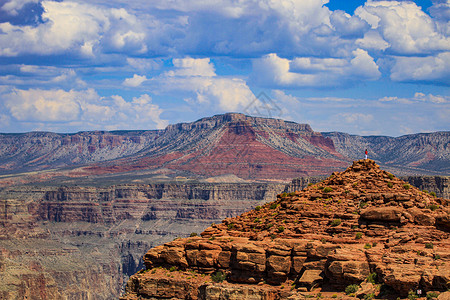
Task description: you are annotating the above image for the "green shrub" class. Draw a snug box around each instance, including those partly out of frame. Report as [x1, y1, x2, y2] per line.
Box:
[254, 218, 261, 223]
[190, 232, 198, 237]
[403, 184, 411, 190]
[364, 293, 375, 300]
[426, 292, 439, 300]
[355, 232, 363, 239]
[288, 192, 296, 196]
[364, 243, 372, 249]
[408, 290, 418, 300]
[308, 183, 314, 186]
[388, 173, 394, 179]
[367, 272, 377, 284]
[211, 271, 226, 283]
[169, 266, 177, 272]
[428, 204, 439, 211]
[422, 189, 429, 194]
[331, 294, 337, 299]
[323, 187, 333, 193]
[255, 205, 262, 211]
[387, 182, 393, 188]
[281, 192, 288, 197]
[434, 254, 441, 260]
[277, 226, 285, 233]
[209, 236, 215, 240]
[345, 284, 359, 295]
[318, 186, 325, 190]
[425, 242, 434, 249]
[360, 201, 368, 208]
[430, 191, 436, 197]
[270, 203, 279, 209]
[227, 223, 235, 230]
[266, 223, 274, 229]
[330, 219, 341, 227]
[372, 242, 377, 247]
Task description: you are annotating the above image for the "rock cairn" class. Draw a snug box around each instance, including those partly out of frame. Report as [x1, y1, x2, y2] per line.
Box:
[122, 159, 449, 299]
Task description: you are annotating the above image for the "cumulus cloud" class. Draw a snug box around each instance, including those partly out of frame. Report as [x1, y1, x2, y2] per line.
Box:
[168, 58, 216, 77]
[355, 1, 450, 55]
[123, 74, 148, 87]
[148, 57, 256, 112]
[251, 49, 380, 88]
[0, 1, 148, 57]
[390, 52, 450, 84]
[1, 87, 167, 130]
[330, 10, 370, 38]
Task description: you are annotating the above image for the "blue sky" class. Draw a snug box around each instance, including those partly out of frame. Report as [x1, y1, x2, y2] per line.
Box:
[0, 0, 448, 136]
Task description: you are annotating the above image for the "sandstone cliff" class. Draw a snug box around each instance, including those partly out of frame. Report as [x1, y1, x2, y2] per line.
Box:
[122, 160, 449, 299]
[0, 182, 284, 299]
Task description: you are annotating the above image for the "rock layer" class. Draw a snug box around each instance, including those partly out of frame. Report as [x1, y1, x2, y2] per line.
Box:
[122, 160, 449, 299]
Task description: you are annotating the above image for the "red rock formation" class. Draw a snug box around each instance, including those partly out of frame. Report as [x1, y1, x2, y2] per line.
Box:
[122, 160, 449, 299]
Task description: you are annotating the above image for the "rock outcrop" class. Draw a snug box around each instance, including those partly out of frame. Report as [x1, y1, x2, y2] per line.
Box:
[122, 160, 449, 299]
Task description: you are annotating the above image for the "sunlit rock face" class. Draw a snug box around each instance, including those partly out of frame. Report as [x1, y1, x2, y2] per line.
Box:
[122, 160, 449, 300]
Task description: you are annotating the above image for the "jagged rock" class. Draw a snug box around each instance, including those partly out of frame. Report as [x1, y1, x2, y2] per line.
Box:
[298, 270, 323, 290]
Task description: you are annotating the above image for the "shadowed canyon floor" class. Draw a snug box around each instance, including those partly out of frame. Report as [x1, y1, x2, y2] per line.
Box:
[121, 160, 450, 300]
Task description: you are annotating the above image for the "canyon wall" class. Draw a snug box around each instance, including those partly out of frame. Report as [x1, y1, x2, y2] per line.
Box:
[0, 176, 447, 298]
[0, 182, 283, 299]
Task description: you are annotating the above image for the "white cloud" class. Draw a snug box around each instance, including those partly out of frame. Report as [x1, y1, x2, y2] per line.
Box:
[0, 1, 148, 57]
[168, 58, 216, 77]
[4, 88, 82, 122]
[379, 92, 449, 104]
[127, 58, 162, 71]
[149, 57, 255, 112]
[0, 65, 86, 88]
[330, 10, 369, 38]
[390, 52, 450, 83]
[251, 49, 380, 88]
[355, 1, 450, 55]
[338, 112, 374, 124]
[1, 0, 39, 15]
[2, 87, 167, 129]
[123, 74, 148, 87]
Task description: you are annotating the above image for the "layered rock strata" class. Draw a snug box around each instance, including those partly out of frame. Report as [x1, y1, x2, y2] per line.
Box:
[122, 160, 449, 299]
[0, 182, 283, 299]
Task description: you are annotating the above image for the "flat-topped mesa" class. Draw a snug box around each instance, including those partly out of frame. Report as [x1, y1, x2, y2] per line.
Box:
[164, 113, 314, 134]
[122, 160, 450, 299]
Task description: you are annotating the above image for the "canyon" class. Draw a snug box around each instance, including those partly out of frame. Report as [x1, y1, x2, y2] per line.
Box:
[0, 174, 448, 299]
[0, 113, 448, 299]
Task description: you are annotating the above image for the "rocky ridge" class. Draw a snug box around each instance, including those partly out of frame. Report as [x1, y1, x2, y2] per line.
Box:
[1, 114, 449, 187]
[122, 160, 450, 299]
